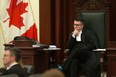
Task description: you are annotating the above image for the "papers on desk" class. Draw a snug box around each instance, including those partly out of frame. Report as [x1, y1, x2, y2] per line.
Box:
[32, 45, 40, 47]
[32, 43, 49, 48]
[32, 44, 61, 50]
[43, 45, 61, 50]
[93, 49, 106, 51]
[49, 45, 56, 48]
[32, 44, 56, 48]
[47, 45, 57, 50]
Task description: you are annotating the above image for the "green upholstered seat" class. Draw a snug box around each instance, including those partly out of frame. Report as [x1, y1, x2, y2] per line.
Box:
[81, 12, 105, 48]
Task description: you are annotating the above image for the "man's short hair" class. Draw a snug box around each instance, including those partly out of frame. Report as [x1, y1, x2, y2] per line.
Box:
[75, 18, 85, 25]
[5, 47, 21, 62]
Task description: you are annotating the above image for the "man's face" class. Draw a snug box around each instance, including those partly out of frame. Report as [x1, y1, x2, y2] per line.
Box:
[73, 20, 84, 31]
[3, 50, 15, 67]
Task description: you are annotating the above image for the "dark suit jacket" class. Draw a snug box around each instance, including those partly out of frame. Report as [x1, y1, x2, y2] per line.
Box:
[63, 27, 100, 71]
[2, 64, 28, 77]
[67, 27, 98, 51]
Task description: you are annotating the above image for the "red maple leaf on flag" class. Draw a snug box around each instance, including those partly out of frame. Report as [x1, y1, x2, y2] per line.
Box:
[5, 0, 28, 29]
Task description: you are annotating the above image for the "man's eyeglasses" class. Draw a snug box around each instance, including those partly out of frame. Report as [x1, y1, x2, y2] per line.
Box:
[73, 24, 82, 26]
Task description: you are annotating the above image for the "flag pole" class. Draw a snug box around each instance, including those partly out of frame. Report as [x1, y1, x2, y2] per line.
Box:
[28, 0, 39, 41]
[28, 0, 37, 26]
[0, 22, 6, 43]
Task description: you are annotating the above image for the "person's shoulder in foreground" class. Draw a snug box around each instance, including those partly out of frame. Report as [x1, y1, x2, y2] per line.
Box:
[42, 69, 65, 77]
[1, 47, 28, 77]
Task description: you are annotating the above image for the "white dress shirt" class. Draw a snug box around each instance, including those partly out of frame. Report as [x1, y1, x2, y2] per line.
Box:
[6, 62, 18, 70]
[72, 30, 82, 41]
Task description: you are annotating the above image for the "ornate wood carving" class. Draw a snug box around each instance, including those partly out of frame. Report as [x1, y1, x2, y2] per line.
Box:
[71, 0, 111, 47]
[87, 0, 99, 10]
[73, 0, 111, 10]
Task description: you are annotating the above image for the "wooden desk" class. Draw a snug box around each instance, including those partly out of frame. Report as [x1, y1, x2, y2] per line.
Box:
[4, 44, 60, 73]
[42, 48, 61, 69]
[107, 48, 116, 77]
[16, 47, 42, 73]
[20, 47, 60, 73]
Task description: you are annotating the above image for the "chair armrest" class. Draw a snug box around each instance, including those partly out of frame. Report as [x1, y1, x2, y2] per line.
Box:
[64, 49, 69, 53]
[92, 49, 106, 52]
[63, 49, 69, 61]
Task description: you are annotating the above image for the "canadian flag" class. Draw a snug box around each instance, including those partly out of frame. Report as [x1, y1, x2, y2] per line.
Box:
[1, 0, 38, 43]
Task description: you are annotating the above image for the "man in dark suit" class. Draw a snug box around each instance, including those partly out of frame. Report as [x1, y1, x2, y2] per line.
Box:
[62, 19, 100, 77]
[1, 47, 28, 77]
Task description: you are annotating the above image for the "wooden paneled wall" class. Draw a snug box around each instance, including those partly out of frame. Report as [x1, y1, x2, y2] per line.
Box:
[39, 0, 116, 63]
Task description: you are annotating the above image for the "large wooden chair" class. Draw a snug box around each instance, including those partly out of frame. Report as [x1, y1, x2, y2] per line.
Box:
[64, 0, 111, 77]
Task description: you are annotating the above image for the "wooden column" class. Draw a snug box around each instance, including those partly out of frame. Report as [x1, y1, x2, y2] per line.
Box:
[39, 0, 52, 44]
